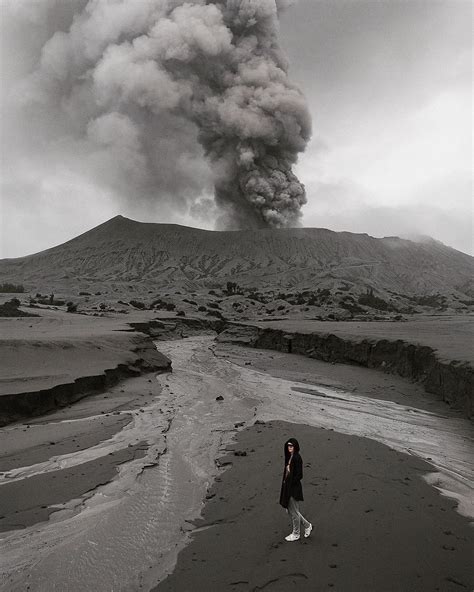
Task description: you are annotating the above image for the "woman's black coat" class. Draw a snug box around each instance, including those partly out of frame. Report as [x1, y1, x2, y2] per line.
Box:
[279, 437, 304, 509]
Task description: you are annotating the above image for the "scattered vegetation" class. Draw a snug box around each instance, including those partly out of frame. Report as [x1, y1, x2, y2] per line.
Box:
[150, 297, 176, 311]
[246, 288, 266, 303]
[130, 299, 146, 310]
[225, 281, 240, 295]
[206, 309, 225, 319]
[0, 298, 38, 317]
[31, 293, 65, 306]
[66, 301, 78, 313]
[408, 293, 448, 309]
[358, 288, 397, 312]
[339, 295, 365, 314]
[0, 283, 25, 293]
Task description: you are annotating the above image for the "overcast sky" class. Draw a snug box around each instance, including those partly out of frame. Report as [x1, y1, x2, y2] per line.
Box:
[1, 0, 472, 258]
[281, 0, 472, 255]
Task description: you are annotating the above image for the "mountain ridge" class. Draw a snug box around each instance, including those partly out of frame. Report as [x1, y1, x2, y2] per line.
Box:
[1, 216, 472, 298]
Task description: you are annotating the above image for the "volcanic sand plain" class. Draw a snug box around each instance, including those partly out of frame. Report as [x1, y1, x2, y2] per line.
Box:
[0, 308, 472, 591]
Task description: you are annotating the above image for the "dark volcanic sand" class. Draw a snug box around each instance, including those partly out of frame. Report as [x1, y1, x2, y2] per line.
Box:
[154, 421, 473, 592]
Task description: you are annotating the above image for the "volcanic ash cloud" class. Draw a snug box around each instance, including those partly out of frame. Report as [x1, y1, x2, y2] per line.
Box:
[7, 0, 312, 228]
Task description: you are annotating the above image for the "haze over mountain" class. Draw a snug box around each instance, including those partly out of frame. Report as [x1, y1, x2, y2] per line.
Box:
[1, 216, 472, 301]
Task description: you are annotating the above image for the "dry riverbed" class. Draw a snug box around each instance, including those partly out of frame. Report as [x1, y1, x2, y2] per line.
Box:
[0, 330, 472, 591]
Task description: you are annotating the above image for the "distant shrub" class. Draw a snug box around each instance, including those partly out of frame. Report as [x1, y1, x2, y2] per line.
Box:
[408, 293, 447, 308]
[95, 291, 102, 295]
[198, 305, 207, 312]
[33, 293, 65, 306]
[207, 310, 224, 319]
[358, 289, 396, 312]
[306, 288, 332, 306]
[150, 298, 175, 310]
[176, 310, 185, 317]
[295, 294, 306, 305]
[79, 291, 91, 296]
[225, 281, 240, 295]
[130, 300, 146, 309]
[340, 301, 364, 314]
[0, 298, 38, 317]
[208, 302, 220, 309]
[66, 302, 78, 313]
[209, 290, 217, 295]
[0, 283, 25, 293]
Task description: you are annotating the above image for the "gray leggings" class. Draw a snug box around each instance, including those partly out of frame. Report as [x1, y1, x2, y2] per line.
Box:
[288, 497, 310, 536]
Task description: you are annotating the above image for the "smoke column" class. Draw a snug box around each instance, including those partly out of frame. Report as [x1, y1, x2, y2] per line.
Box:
[3, 0, 311, 228]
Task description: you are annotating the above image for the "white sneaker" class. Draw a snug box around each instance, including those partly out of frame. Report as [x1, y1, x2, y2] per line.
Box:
[285, 533, 300, 542]
[304, 523, 313, 538]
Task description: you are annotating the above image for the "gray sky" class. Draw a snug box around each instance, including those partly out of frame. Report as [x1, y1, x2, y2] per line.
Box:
[1, 0, 472, 257]
[281, 0, 472, 254]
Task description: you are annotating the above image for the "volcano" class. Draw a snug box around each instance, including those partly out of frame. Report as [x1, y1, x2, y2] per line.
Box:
[1, 216, 472, 300]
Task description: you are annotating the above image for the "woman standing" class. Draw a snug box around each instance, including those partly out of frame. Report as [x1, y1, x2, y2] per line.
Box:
[279, 437, 312, 541]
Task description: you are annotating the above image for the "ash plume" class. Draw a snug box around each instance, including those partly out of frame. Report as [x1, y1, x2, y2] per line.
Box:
[3, 0, 311, 228]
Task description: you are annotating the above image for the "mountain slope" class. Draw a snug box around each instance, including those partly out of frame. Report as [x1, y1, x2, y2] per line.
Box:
[1, 216, 472, 297]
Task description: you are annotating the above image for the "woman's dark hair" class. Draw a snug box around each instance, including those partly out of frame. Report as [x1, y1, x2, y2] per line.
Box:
[284, 437, 300, 462]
